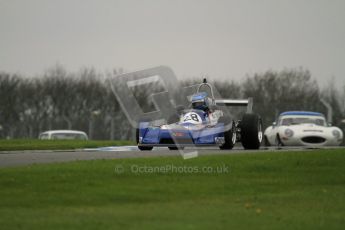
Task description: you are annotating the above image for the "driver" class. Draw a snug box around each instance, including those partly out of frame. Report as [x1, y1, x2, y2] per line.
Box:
[191, 92, 211, 113]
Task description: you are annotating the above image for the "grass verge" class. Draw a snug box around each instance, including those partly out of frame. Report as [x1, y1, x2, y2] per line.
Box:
[0, 139, 135, 151]
[0, 149, 344, 229]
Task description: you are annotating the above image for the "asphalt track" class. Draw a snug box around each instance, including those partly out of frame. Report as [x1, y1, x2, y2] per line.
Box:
[1, 146, 344, 168]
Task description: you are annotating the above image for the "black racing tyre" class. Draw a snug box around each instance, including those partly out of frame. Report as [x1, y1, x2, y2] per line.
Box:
[168, 146, 185, 150]
[240, 113, 263, 149]
[264, 135, 271, 147]
[136, 128, 153, 151]
[218, 116, 236, 150]
[136, 119, 153, 151]
[138, 145, 153, 151]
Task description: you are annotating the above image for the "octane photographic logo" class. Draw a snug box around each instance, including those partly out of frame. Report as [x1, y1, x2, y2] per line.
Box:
[114, 163, 230, 175]
[114, 164, 125, 174]
[108, 66, 233, 159]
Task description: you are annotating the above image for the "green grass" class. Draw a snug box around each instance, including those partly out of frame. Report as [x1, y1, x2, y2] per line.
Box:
[0, 139, 135, 151]
[0, 149, 345, 229]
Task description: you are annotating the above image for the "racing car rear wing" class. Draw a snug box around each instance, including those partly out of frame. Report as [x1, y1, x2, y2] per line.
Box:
[214, 98, 253, 113]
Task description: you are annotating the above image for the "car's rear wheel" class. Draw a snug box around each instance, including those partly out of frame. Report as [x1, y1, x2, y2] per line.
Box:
[240, 113, 262, 149]
[219, 116, 236, 150]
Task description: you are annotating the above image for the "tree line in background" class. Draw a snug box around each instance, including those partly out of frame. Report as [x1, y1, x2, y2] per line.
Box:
[0, 66, 344, 141]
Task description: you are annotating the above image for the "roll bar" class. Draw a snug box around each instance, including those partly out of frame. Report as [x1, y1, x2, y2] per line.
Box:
[196, 78, 253, 113]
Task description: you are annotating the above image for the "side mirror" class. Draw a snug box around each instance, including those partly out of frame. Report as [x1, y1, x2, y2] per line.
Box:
[328, 122, 332, 127]
[272, 122, 277, 127]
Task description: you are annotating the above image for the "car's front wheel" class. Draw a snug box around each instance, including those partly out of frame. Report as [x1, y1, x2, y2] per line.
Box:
[138, 145, 153, 151]
[168, 146, 185, 150]
[219, 116, 236, 150]
[240, 113, 262, 149]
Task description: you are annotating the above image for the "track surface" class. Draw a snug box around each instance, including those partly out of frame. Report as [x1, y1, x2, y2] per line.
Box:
[0, 146, 344, 168]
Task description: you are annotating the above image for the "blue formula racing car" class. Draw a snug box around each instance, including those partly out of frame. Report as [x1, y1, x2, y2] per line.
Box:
[136, 79, 263, 150]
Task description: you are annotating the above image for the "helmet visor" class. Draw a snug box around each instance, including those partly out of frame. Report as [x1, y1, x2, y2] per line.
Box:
[192, 101, 206, 109]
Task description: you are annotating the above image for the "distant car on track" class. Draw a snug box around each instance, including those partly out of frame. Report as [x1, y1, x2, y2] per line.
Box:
[39, 130, 88, 140]
[264, 111, 343, 146]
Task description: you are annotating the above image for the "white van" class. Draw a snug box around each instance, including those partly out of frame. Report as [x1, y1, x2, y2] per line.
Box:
[39, 130, 88, 140]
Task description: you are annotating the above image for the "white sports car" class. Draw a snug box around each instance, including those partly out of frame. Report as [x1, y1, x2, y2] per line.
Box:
[264, 111, 343, 146]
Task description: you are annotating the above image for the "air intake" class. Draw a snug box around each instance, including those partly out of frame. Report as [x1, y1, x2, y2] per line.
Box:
[301, 136, 326, 144]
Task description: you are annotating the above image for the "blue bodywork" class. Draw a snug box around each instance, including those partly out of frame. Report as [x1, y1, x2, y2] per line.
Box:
[280, 111, 324, 117]
[138, 110, 227, 146]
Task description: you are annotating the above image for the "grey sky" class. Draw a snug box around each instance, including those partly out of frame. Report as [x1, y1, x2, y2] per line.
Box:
[0, 0, 344, 87]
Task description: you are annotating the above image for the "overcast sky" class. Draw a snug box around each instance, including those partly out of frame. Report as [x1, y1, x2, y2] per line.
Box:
[0, 0, 344, 87]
